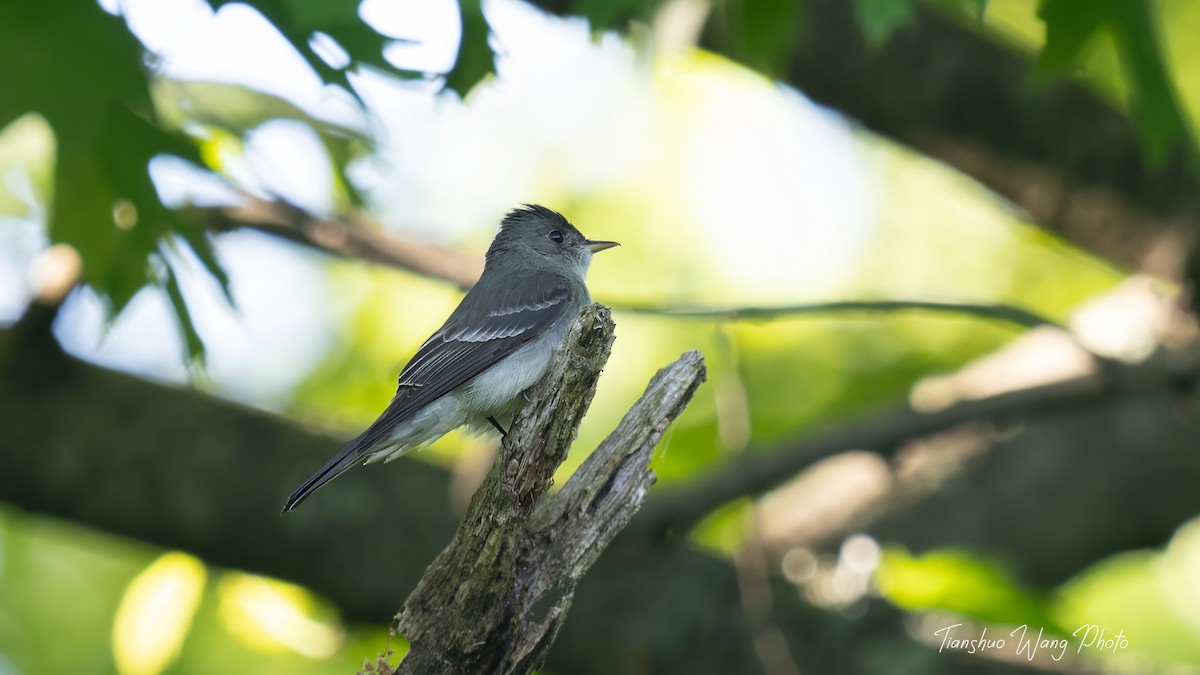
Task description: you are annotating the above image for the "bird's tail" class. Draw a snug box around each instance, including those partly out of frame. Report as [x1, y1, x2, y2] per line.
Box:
[282, 442, 366, 513]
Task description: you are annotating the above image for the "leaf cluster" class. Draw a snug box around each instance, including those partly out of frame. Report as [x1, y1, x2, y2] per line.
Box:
[3, 0, 1194, 363]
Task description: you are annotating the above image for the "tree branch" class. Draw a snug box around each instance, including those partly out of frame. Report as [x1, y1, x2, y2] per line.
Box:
[616, 299, 1063, 331]
[0, 313, 1077, 674]
[866, 380, 1200, 587]
[637, 347, 1200, 536]
[394, 304, 706, 673]
[768, 0, 1199, 277]
[203, 193, 1071, 339]
[200, 194, 483, 289]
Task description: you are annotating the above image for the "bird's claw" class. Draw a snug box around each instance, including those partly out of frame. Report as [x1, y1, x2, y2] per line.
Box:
[487, 415, 509, 450]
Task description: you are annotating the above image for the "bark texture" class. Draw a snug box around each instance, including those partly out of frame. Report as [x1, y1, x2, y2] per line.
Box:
[395, 304, 707, 673]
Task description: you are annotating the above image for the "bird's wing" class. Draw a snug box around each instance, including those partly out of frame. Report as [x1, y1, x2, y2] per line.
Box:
[283, 272, 576, 511]
[360, 275, 575, 451]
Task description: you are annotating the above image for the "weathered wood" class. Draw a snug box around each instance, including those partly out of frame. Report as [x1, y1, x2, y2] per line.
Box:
[394, 304, 707, 674]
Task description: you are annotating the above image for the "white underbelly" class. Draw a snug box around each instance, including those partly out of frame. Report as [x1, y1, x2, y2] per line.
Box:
[365, 324, 567, 463]
[462, 331, 560, 414]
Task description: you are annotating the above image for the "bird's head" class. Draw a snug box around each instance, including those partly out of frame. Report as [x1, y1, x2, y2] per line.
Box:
[485, 204, 618, 278]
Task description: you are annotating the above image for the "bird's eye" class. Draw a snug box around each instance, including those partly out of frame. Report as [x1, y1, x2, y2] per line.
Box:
[548, 230, 564, 243]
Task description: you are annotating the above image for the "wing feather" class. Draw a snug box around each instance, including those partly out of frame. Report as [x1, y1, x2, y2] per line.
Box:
[348, 278, 574, 452]
[283, 271, 578, 511]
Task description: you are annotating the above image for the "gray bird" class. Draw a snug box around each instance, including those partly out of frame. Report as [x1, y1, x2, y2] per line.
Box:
[283, 205, 617, 511]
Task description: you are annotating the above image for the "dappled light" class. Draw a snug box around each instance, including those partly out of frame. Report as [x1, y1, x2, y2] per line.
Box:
[3, 0, 1200, 672]
[112, 553, 206, 675]
[217, 573, 344, 658]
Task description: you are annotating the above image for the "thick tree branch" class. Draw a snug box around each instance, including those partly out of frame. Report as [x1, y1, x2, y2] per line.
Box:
[770, 0, 1198, 277]
[395, 305, 706, 673]
[637, 347, 1200, 537]
[0, 312, 1043, 674]
[0, 306, 464, 621]
[867, 381, 1200, 587]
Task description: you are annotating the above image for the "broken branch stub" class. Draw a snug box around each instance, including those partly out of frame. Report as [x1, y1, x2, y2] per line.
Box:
[394, 304, 707, 674]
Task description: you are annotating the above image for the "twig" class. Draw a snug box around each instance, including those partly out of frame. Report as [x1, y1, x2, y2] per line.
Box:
[392, 304, 706, 674]
[200, 195, 1063, 333]
[615, 300, 1062, 331]
[200, 194, 483, 289]
[636, 348, 1200, 535]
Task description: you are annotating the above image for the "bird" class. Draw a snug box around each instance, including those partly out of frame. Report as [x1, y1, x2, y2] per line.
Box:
[283, 205, 618, 512]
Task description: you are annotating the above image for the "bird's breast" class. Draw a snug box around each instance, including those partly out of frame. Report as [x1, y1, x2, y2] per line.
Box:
[461, 328, 564, 415]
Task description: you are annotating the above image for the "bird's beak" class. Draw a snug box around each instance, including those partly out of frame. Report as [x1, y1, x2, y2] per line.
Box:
[585, 239, 619, 253]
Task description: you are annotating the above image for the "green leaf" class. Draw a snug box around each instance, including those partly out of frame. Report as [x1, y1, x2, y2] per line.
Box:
[202, 0, 494, 99]
[926, 0, 987, 23]
[1034, 0, 1106, 77]
[1105, 1, 1195, 167]
[153, 79, 371, 208]
[177, 227, 234, 307]
[710, 0, 804, 77]
[162, 255, 207, 368]
[1036, 0, 1198, 169]
[878, 548, 1061, 629]
[571, 0, 659, 32]
[0, 0, 230, 361]
[963, 0, 988, 20]
[445, 0, 496, 97]
[206, 0, 393, 92]
[852, 0, 915, 47]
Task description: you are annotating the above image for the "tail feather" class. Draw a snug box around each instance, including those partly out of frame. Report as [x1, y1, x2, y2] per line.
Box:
[282, 442, 366, 513]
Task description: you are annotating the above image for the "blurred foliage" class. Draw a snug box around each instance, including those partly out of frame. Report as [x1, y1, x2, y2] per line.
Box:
[571, 0, 1199, 176]
[153, 80, 370, 208]
[0, 0, 229, 363]
[689, 498, 754, 556]
[0, 0, 492, 363]
[877, 547, 1060, 629]
[202, 0, 407, 91]
[447, 0, 497, 96]
[871, 515, 1200, 672]
[1, 0, 1194, 357]
[708, 0, 804, 76]
[857, 0, 992, 37]
[852, 0, 916, 46]
[1054, 517, 1200, 670]
[981, 0, 1200, 172]
[3, 0, 1200, 672]
[0, 507, 393, 675]
[198, 0, 494, 96]
[1034, 0, 1197, 168]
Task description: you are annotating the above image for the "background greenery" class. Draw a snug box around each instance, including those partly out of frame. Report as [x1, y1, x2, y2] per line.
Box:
[2, 0, 1199, 673]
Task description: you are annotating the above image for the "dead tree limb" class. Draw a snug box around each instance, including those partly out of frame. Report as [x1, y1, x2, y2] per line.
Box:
[393, 304, 707, 674]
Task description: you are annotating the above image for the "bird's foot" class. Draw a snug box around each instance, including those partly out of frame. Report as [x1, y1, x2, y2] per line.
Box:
[487, 415, 509, 449]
